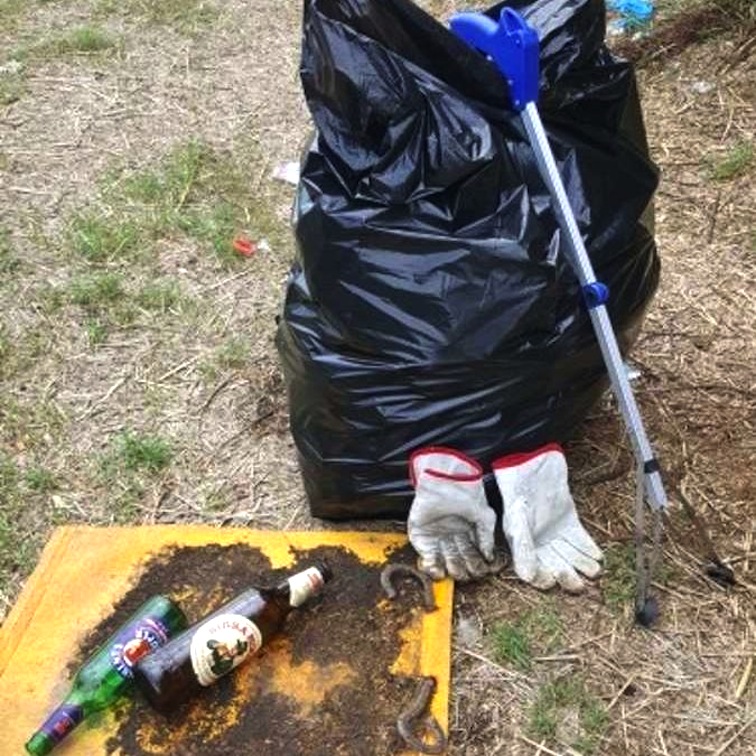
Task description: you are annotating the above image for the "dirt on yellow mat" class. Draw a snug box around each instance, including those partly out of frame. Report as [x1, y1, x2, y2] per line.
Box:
[0, 526, 453, 755]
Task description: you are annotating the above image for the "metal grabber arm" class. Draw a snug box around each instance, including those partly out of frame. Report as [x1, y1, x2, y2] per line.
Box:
[450, 8, 668, 625]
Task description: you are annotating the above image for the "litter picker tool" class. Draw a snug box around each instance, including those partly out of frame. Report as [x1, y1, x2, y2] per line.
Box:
[450, 8, 670, 624]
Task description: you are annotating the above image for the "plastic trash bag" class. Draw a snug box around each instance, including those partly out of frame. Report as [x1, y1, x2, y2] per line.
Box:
[276, 0, 660, 519]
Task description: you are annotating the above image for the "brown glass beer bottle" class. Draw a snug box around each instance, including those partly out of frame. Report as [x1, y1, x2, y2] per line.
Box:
[132, 563, 331, 712]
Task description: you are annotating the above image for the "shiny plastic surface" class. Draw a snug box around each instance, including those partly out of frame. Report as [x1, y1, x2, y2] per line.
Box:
[276, 0, 660, 519]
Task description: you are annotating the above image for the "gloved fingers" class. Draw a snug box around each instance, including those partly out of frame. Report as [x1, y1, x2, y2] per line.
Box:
[473, 504, 497, 562]
[502, 498, 540, 585]
[529, 565, 558, 592]
[486, 549, 509, 575]
[441, 541, 472, 582]
[451, 532, 494, 581]
[555, 565, 586, 593]
[415, 549, 447, 581]
[409, 527, 448, 581]
[519, 548, 558, 591]
[511, 545, 551, 587]
[538, 545, 586, 593]
[561, 521, 603, 562]
[550, 538, 602, 579]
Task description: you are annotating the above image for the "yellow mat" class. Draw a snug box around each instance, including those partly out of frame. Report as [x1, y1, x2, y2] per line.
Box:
[0, 526, 453, 754]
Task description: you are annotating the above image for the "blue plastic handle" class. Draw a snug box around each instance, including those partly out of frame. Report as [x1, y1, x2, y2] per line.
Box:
[450, 8, 539, 111]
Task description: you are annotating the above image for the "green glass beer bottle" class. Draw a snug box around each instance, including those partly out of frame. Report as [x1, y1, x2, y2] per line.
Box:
[133, 563, 332, 712]
[25, 595, 188, 755]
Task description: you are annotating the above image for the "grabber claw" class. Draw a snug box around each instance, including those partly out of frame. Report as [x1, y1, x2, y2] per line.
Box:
[635, 595, 659, 628]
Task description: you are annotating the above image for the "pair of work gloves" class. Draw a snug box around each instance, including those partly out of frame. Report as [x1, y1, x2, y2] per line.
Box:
[407, 444, 602, 591]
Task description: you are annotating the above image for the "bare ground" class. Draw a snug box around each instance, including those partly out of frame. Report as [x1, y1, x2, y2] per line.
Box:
[0, 1, 754, 754]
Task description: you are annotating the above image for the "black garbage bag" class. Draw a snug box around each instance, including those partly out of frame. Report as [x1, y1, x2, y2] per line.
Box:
[276, 0, 660, 520]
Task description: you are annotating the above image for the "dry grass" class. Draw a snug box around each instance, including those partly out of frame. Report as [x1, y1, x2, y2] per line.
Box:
[612, 0, 755, 66]
[1, 1, 754, 754]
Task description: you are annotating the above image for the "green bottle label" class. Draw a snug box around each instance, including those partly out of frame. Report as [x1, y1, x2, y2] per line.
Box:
[109, 615, 170, 679]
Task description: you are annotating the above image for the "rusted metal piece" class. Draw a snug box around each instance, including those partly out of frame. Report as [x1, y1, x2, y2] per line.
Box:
[380, 563, 437, 612]
[397, 676, 446, 754]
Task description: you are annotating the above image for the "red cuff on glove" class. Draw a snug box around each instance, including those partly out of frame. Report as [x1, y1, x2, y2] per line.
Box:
[491, 442, 564, 471]
[409, 446, 483, 486]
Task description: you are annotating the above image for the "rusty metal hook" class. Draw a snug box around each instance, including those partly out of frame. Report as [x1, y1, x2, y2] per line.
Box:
[397, 676, 447, 754]
[380, 563, 437, 612]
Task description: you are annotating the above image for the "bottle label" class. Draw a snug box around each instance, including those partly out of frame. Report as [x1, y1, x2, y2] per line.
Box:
[37, 703, 84, 744]
[288, 566, 326, 607]
[110, 616, 170, 679]
[189, 613, 262, 686]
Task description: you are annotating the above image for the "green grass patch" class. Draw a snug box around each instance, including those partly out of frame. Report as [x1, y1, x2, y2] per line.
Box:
[602, 543, 637, 610]
[0, 326, 10, 378]
[0, 227, 20, 275]
[136, 279, 183, 313]
[64, 271, 193, 344]
[121, 140, 206, 211]
[0, 325, 50, 381]
[526, 598, 564, 651]
[527, 676, 608, 754]
[200, 335, 252, 382]
[708, 140, 754, 181]
[24, 466, 57, 493]
[0, 235, 21, 286]
[66, 140, 262, 269]
[216, 335, 250, 370]
[491, 621, 532, 670]
[64, 269, 194, 344]
[0, 452, 19, 497]
[490, 599, 564, 670]
[68, 212, 141, 263]
[0, 394, 67, 449]
[68, 272, 125, 309]
[97, 0, 218, 31]
[84, 318, 108, 346]
[49, 26, 116, 54]
[0, 63, 26, 106]
[102, 430, 173, 476]
[67, 272, 137, 341]
[0, 453, 23, 592]
[109, 140, 261, 265]
[18, 26, 119, 60]
[602, 540, 673, 612]
[0, 451, 49, 597]
[33, 283, 66, 315]
[0, 0, 25, 33]
[177, 201, 238, 260]
[97, 431, 173, 520]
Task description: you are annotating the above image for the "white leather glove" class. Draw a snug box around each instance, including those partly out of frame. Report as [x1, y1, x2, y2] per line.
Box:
[493, 443, 602, 592]
[408, 447, 498, 582]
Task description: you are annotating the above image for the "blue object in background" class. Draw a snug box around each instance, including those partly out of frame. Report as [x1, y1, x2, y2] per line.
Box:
[607, 0, 655, 30]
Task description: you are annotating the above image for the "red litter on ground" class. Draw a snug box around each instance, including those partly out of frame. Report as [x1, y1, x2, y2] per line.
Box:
[232, 236, 256, 257]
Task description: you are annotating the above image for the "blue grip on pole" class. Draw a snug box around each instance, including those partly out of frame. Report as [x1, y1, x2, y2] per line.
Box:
[582, 282, 610, 309]
[449, 8, 539, 111]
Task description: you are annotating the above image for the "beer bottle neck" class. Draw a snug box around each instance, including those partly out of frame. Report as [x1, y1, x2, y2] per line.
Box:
[25, 697, 85, 755]
[272, 565, 330, 609]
